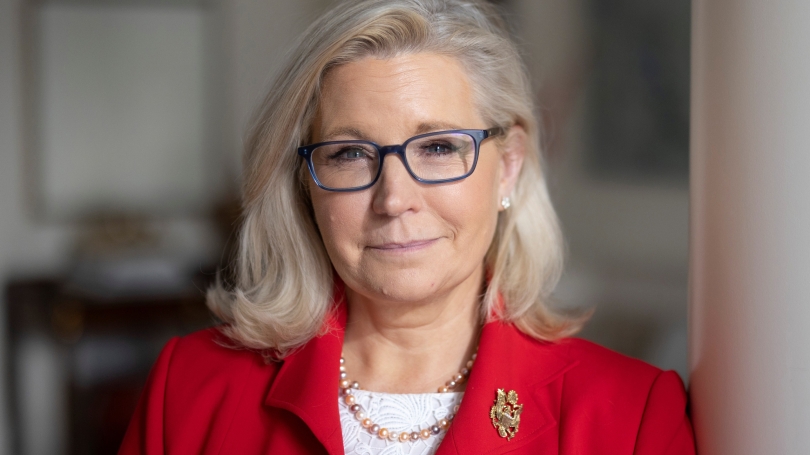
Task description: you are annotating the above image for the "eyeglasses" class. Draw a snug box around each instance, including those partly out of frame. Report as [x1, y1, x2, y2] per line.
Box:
[298, 127, 504, 192]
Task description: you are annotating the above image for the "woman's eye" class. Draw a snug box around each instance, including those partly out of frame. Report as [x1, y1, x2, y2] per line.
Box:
[424, 143, 455, 154]
[330, 147, 370, 160]
[342, 149, 365, 159]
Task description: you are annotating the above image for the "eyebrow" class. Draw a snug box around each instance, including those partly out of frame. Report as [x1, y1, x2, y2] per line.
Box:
[413, 121, 465, 135]
[321, 121, 466, 143]
[321, 126, 371, 142]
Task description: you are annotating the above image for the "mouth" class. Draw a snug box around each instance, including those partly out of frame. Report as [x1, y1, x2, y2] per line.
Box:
[367, 238, 439, 252]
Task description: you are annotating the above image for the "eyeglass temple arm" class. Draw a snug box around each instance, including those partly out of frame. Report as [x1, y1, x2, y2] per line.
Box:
[486, 126, 506, 138]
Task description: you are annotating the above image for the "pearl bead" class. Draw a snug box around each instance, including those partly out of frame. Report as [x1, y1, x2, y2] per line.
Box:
[339, 349, 477, 442]
[453, 404, 460, 413]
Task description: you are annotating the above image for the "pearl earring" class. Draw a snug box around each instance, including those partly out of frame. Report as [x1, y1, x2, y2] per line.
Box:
[500, 197, 511, 210]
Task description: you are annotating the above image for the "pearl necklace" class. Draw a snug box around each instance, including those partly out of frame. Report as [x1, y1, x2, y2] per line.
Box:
[338, 350, 477, 443]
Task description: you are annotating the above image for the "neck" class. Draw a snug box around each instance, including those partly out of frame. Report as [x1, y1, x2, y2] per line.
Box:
[341, 266, 483, 394]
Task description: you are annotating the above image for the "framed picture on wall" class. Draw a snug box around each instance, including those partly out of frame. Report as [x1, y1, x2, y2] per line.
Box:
[22, 0, 226, 222]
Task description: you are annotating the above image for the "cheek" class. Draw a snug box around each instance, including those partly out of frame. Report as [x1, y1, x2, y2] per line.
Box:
[310, 192, 368, 262]
[432, 157, 501, 242]
[469, 151, 502, 214]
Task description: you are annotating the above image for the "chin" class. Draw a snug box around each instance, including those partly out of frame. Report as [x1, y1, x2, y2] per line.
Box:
[351, 268, 449, 304]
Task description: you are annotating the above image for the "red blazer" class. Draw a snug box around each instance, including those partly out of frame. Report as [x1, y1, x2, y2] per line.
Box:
[120, 298, 695, 455]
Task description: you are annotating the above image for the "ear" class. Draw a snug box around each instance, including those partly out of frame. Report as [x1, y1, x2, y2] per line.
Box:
[498, 125, 527, 210]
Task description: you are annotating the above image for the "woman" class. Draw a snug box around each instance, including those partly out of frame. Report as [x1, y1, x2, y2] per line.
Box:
[120, 0, 695, 454]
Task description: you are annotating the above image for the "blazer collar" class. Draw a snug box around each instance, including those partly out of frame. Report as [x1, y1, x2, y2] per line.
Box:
[264, 282, 578, 455]
[264, 281, 348, 455]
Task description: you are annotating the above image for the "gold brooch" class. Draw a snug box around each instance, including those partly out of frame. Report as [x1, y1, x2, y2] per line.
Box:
[490, 389, 523, 440]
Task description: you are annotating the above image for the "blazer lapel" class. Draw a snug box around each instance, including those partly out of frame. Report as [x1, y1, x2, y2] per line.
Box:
[437, 322, 578, 455]
[264, 285, 348, 455]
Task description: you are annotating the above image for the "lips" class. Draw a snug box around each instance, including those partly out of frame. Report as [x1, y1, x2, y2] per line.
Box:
[367, 238, 438, 251]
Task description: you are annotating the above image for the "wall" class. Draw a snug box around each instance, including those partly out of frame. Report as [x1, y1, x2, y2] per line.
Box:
[1, 0, 75, 451]
[690, 0, 810, 452]
[0, 0, 327, 452]
[511, 0, 690, 377]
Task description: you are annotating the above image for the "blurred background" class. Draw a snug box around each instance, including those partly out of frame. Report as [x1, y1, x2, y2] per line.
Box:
[0, 0, 689, 453]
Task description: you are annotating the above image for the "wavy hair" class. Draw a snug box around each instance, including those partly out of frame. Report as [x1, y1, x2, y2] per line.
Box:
[208, 0, 586, 356]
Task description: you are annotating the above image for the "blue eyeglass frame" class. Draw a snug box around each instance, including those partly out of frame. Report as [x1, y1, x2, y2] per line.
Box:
[297, 127, 504, 192]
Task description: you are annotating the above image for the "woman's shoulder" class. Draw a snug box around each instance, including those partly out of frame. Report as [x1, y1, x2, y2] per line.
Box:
[556, 337, 664, 380]
[121, 329, 287, 453]
[479, 325, 693, 450]
[555, 338, 694, 451]
[494, 324, 687, 408]
[548, 336, 688, 420]
[493, 322, 682, 395]
[534, 337, 693, 451]
[160, 326, 280, 395]
[169, 326, 257, 357]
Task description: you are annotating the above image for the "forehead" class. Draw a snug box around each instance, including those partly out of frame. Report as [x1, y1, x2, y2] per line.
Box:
[315, 53, 485, 141]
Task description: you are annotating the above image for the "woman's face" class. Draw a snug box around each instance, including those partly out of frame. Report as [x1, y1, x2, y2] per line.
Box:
[309, 53, 522, 304]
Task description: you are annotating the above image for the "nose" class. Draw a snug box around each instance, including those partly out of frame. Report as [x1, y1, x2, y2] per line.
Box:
[371, 151, 422, 216]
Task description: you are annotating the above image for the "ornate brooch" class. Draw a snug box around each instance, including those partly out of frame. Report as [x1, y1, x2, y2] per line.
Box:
[489, 389, 523, 440]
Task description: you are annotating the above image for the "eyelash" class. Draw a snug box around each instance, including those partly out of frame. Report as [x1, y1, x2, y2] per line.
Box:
[419, 142, 456, 153]
[327, 147, 374, 161]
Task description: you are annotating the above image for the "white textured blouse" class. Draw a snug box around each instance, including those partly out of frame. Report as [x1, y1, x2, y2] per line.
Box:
[339, 388, 464, 455]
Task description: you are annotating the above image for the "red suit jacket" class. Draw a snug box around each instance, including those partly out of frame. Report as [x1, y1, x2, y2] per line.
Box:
[120, 296, 695, 454]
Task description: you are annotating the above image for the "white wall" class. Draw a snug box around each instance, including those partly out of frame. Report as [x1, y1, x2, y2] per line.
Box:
[0, 0, 327, 453]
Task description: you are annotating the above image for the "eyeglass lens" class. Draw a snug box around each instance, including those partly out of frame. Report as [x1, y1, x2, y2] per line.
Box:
[309, 132, 476, 190]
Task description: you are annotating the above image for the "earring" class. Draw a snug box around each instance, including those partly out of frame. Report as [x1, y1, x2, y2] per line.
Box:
[500, 196, 511, 210]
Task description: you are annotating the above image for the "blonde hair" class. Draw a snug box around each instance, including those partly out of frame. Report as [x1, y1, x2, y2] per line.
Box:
[208, 0, 586, 355]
